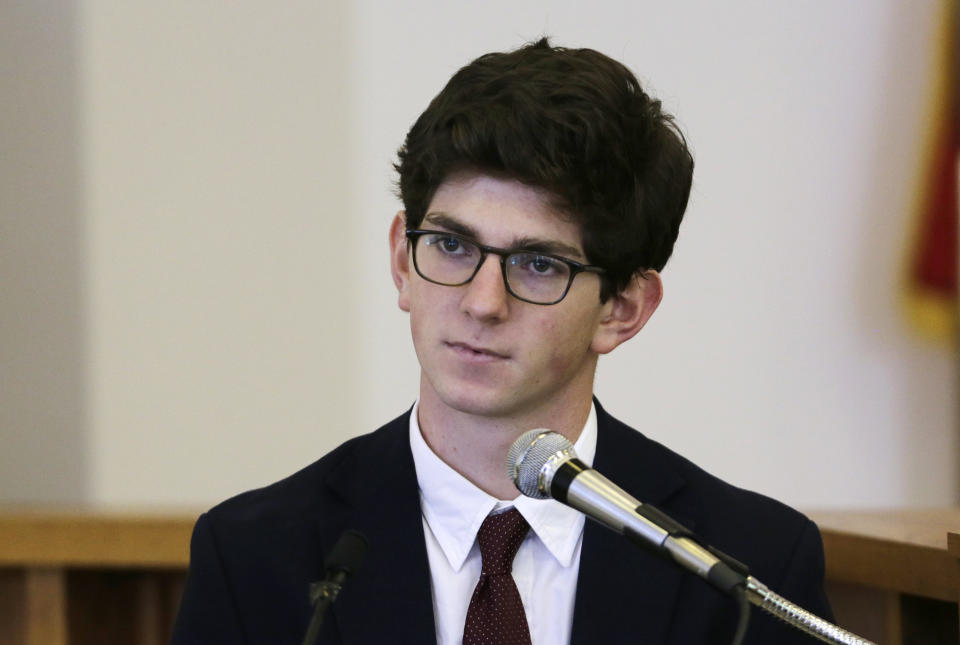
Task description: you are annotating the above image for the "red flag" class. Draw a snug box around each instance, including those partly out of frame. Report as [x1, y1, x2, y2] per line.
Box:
[906, 0, 958, 341]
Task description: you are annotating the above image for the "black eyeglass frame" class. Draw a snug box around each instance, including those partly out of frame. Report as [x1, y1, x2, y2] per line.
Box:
[405, 229, 607, 305]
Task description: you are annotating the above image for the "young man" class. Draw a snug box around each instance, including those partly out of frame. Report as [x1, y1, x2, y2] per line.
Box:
[173, 39, 832, 644]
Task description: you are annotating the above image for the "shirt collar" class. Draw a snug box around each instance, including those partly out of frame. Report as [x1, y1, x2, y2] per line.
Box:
[409, 401, 598, 572]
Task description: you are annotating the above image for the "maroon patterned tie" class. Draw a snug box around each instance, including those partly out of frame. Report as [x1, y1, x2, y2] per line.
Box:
[462, 508, 532, 645]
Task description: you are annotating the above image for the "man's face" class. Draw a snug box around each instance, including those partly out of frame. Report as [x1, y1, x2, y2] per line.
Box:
[390, 172, 614, 423]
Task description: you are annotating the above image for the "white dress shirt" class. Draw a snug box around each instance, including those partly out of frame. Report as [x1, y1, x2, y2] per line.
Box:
[409, 401, 598, 645]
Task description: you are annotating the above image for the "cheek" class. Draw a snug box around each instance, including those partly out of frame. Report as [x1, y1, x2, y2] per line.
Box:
[408, 300, 435, 344]
[407, 284, 451, 342]
[541, 314, 600, 369]
[537, 320, 579, 369]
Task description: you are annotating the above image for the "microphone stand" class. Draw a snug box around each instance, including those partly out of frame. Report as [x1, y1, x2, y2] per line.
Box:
[630, 503, 874, 645]
[630, 504, 876, 645]
[300, 570, 349, 645]
[742, 577, 874, 645]
[300, 529, 369, 645]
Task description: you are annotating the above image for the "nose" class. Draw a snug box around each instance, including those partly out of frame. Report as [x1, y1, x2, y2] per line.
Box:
[459, 254, 510, 321]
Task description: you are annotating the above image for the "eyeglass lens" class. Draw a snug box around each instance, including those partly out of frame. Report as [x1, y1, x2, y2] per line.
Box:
[415, 233, 572, 304]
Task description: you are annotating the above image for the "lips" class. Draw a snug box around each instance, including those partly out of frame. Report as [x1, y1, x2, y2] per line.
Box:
[445, 341, 509, 360]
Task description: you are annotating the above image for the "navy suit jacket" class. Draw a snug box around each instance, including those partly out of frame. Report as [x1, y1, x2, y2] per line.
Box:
[172, 401, 832, 644]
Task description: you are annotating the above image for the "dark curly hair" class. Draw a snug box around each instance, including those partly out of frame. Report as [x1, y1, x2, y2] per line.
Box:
[395, 37, 693, 300]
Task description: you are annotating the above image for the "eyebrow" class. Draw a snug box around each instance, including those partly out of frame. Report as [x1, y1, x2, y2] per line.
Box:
[422, 212, 586, 260]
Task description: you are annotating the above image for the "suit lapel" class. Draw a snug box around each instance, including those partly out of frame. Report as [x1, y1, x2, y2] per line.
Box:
[319, 413, 438, 644]
[570, 402, 691, 644]
[309, 404, 695, 643]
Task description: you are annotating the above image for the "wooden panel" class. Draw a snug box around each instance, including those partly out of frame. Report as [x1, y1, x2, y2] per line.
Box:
[0, 508, 196, 568]
[820, 530, 957, 602]
[137, 571, 186, 645]
[24, 568, 67, 645]
[66, 571, 138, 645]
[812, 510, 960, 550]
[0, 509, 955, 644]
[825, 581, 901, 645]
[811, 509, 960, 602]
[949, 532, 960, 557]
[900, 594, 959, 645]
[0, 510, 195, 644]
[135, 574, 163, 645]
[63, 570, 187, 645]
[0, 570, 26, 645]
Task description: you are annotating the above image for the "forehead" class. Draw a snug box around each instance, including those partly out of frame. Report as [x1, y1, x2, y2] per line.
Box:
[424, 173, 585, 258]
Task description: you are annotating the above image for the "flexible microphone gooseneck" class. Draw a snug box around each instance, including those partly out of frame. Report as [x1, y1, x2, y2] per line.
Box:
[506, 429, 875, 645]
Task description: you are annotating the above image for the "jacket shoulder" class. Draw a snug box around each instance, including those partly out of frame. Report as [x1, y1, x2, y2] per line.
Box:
[595, 403, 833, 639]
[596, 403, 822, 580]
[203, 410, 411, 526]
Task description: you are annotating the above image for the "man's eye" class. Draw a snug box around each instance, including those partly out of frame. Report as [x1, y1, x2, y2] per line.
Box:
[426, 234, 474, 257]
[531, 257, 554, 273]
[440, 237, 462, 253]
[513, 254, 561, 276]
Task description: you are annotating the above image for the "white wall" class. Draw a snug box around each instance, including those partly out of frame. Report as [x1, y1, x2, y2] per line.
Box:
[1, 0, 955, 509]
[81, 1, 358, 505]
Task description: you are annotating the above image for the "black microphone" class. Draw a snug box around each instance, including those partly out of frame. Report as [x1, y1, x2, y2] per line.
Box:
[506, 429, 746, 595]
[300, 529, 369, 645]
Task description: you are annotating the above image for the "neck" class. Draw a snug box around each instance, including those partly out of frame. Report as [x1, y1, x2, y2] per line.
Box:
[416, 387, 593, 500]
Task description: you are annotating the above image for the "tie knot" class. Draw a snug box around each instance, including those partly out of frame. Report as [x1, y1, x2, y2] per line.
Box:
[476, 508, 530, 575]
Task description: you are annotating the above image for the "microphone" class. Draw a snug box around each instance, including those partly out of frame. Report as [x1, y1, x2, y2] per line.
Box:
[506, 429, 746, 594]
[507, 430, 878, 645]
[300, 529, 369, 645]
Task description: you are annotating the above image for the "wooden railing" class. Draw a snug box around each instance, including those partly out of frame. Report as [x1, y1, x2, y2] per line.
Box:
[809, 509, 960, 645]
[1, 507, 957, 644]
[0, 508, 195, 645]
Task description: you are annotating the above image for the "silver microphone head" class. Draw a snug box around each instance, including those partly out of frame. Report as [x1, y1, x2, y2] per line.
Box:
[507, 429, 577, 499]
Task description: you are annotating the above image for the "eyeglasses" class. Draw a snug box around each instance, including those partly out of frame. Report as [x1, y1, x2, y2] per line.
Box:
[405, 229, 606, 305]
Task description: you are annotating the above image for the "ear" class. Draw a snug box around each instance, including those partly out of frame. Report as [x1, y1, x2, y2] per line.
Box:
[389, 211, 411, 312]
[591, 270, 663, 355]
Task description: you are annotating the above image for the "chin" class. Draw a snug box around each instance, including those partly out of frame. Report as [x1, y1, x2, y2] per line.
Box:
[430, 380, 524, 419]
[442, 393, 514, 418]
